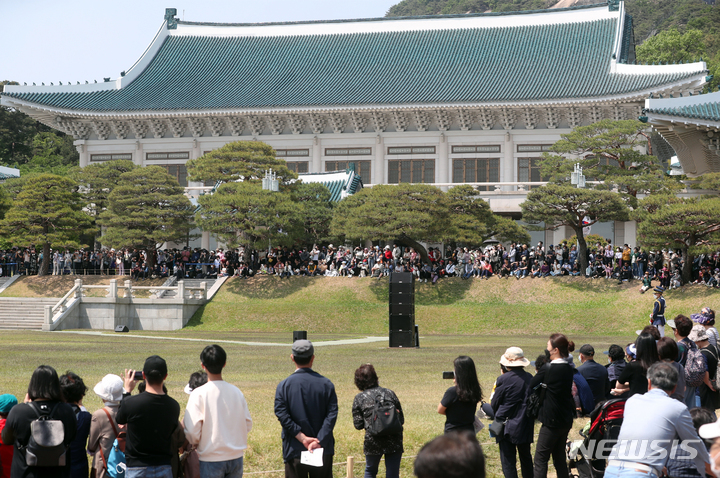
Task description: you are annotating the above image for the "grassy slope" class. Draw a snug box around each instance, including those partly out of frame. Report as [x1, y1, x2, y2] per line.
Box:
[0, 276, 169, 298]
[0, 331, 625, 478]
[185, 276, 718, 336]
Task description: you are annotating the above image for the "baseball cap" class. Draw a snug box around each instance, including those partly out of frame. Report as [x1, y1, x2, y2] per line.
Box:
[579, 344, 595, 356]
[292, 340, 314, 359]
[143, 355, 168, 377]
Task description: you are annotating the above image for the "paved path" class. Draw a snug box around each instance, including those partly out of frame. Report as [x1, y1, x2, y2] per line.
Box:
[53, 330, 388, 347]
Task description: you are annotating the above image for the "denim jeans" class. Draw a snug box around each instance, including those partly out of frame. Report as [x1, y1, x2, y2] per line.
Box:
[364, 453, 402, 478]
[200, 457, 244, 478]
[126, 465, 173, 478]
[604, 463, 659, 478]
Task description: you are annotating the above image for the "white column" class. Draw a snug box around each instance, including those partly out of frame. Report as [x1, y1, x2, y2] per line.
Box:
[135, 140, 144, 166]
[438, 133, 449, 186]
[201, 231, 210, 250]
[373, 135, 384, 185]
[503, 132, 514, 191]
[312, 136, 322, 173]
[625, 220, 637, 248]
[75, 141, 88, 167]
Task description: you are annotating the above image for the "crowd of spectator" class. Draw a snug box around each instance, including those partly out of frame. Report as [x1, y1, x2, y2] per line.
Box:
[3, 240, 720, 290]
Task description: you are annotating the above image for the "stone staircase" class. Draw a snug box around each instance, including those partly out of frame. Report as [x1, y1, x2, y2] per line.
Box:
[0, 298, 59, 330]
[161, 278, 217, 299]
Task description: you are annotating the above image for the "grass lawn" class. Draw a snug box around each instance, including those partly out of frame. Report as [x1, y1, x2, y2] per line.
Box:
[185, 276, 718, 336]
[0, 330, 639, 478]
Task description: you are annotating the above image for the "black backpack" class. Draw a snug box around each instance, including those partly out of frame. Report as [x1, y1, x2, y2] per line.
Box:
[21, 402, 67, 467]
[366, 394, 403, 437]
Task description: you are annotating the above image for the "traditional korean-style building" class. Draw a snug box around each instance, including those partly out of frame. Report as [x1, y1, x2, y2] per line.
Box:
[1, 1, 711, 246]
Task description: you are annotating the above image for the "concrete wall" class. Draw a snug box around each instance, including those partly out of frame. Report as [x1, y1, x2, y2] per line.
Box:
[50, 298, 204, 331]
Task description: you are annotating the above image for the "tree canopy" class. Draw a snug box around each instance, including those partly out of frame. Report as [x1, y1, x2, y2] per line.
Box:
[520, 184, 628, 272]
[186, 141, 297, 185]
[0, 174, 92, 275]
[71, 159, 137, 218]
[99, 166, 193, 270]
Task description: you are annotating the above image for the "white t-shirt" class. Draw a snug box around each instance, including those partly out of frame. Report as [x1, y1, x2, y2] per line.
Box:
[183, 380, 253, 462]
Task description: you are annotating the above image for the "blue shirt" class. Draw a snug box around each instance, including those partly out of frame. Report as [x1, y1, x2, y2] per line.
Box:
[609, 388, 709, 474]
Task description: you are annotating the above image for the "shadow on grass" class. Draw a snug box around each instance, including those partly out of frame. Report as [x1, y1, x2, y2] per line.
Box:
[553, 276, 626, 294]
[222, 275, 315, 299]
[185, 304, 207, 327]
[367, 277, 473, 305]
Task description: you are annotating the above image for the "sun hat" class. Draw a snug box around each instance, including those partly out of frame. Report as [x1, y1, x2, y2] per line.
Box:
[689, 324, 710, 343]
[499, 347, 530, 367]
[93, 374, 124, 402]
[700, 418, 720, 439]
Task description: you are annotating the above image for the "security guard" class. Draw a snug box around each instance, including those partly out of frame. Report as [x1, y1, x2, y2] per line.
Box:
[649, 286, 666, 337]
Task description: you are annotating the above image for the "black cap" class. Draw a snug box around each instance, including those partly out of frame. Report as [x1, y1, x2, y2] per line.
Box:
[143, 355, 167, 377]
[579, 344, 595, 356]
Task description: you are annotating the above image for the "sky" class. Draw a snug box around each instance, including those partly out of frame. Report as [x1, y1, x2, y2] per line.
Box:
[2, 0, 398, 85]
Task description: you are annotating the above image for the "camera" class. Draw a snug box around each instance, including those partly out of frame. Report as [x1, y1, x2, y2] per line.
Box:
[442, 371, 454, 380]
[134, 371, 144, 381]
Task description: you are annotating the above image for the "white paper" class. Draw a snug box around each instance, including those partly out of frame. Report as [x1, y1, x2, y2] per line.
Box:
[300, 448, 324, 467]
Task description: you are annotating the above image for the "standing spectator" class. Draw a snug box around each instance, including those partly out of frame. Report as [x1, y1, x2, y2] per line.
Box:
[656, 337, 686, 402]
[694, 308, 719, 347]
[491, 347, 533, 478]
[351, 364, 404, 478]
[0, 394, 18, 478]
[87, 374, 125, 478]
[577, 344, 609, 406]
[274, 340, 338, 478]
[612, 333, 660, 397]
[183, 345, 253, 478]
[438, 356, 483, 435]
[690, 325, 720, 413]
[1, 365, 77, 478]
[605, 362, 711, 478]
[116, 356, 182, 478]
[59, 372, 91, 478]
[529, 333, 575, 478]
[668, 315, 702, 409]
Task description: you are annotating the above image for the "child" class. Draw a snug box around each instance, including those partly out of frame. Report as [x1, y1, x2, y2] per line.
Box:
[639, 271, 652, 293]
[0, 394, 17, 478]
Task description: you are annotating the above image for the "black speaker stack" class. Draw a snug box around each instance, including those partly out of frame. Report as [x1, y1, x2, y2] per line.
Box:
[389, 272, 417, 347]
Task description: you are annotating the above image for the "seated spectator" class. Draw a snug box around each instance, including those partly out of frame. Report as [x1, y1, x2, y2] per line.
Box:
[540, 262, 550, 277]
[445, 261, 456, 277]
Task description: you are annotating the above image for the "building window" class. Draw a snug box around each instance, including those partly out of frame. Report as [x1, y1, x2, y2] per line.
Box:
[387, 146, 436, 155]
[517, 145, 553, 153]
[325, 148, 372, 156]
[157, 164, 188, 187]
[276, 149, 310, 157]
[287, 162, 309, 173]
[452, 158, 499, 191]
[325, 161, 371, 184]
[451, 145, 501, 153]
[146, 152, 190, 160]
[518, 158, 546, 190]
[90, 153, 133, 162]
[388, 160, 435, 184]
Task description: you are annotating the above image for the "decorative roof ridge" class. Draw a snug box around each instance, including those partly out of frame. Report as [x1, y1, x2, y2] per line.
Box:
[645, 89, 720, 111]
[175, 2, 608, 28]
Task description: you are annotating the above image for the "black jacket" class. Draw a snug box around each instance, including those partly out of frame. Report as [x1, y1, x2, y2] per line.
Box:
[529, 362, 575, 429]
[352, 386, 404, 456]
[491, 368, 534, 444]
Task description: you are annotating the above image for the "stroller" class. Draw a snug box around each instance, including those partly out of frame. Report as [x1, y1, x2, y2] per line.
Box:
[567, 398, 626, 478]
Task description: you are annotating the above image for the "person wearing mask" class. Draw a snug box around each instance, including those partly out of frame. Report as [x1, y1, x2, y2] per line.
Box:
[649, 286, 666, 337]
[689, 324, 720, 413]
[438, 356, 483, 435]
[59, 372, 91, 478]
[490, 348, 533, 478]
[529, 333, 575, 478]
[351, 364, 404, 478]
[612, 333, 659, 397]
[87, 374, 125, 478]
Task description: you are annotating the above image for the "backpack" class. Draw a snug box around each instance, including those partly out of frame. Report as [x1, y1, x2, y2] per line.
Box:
[100, 408, 126, 478]
[22, 402, 67, 467]
[366, 393, 402, 437]
[685, 344, 706, 388]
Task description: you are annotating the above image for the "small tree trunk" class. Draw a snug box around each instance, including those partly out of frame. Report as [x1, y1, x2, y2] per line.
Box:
[396, 234, 430, 264]
[574, 226, 589, 274]
[681, 247, 692, 284]
[39, 242, 50, 276]
[146, 246, 156, 273]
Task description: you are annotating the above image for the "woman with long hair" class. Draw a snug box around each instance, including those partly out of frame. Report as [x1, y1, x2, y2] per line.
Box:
[1, 365, 77, 478]
[437, 356, 483, 434]
[352, 364, 404, 478]
[612, 333, 660, 397]
[529, 333, 575, 478]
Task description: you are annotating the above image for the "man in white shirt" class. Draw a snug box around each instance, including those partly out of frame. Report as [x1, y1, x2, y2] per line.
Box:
[184, 345, 253, 478]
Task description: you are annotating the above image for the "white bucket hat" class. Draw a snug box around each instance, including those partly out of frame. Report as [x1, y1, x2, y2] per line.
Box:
[499, 347, 530, 367]
[93, 374, 124, 402]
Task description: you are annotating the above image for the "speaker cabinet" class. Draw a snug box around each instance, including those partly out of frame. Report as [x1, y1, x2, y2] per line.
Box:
[390, 316, 414, 332]
[114, 325, 129, 333]
[293, 331, 307, 342]
[389, 283, 414, 296]
[390, 303, 414, 316]
[389, 330, 415, 348]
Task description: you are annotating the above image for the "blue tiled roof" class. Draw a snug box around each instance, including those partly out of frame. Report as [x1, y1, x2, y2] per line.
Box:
[299, 170, 363, 202]
[1, 10, 704, 111]
[646, 101, 720, 122]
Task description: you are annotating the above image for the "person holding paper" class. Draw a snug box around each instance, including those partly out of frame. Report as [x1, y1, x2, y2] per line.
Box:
[275, 340, 338, 478]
